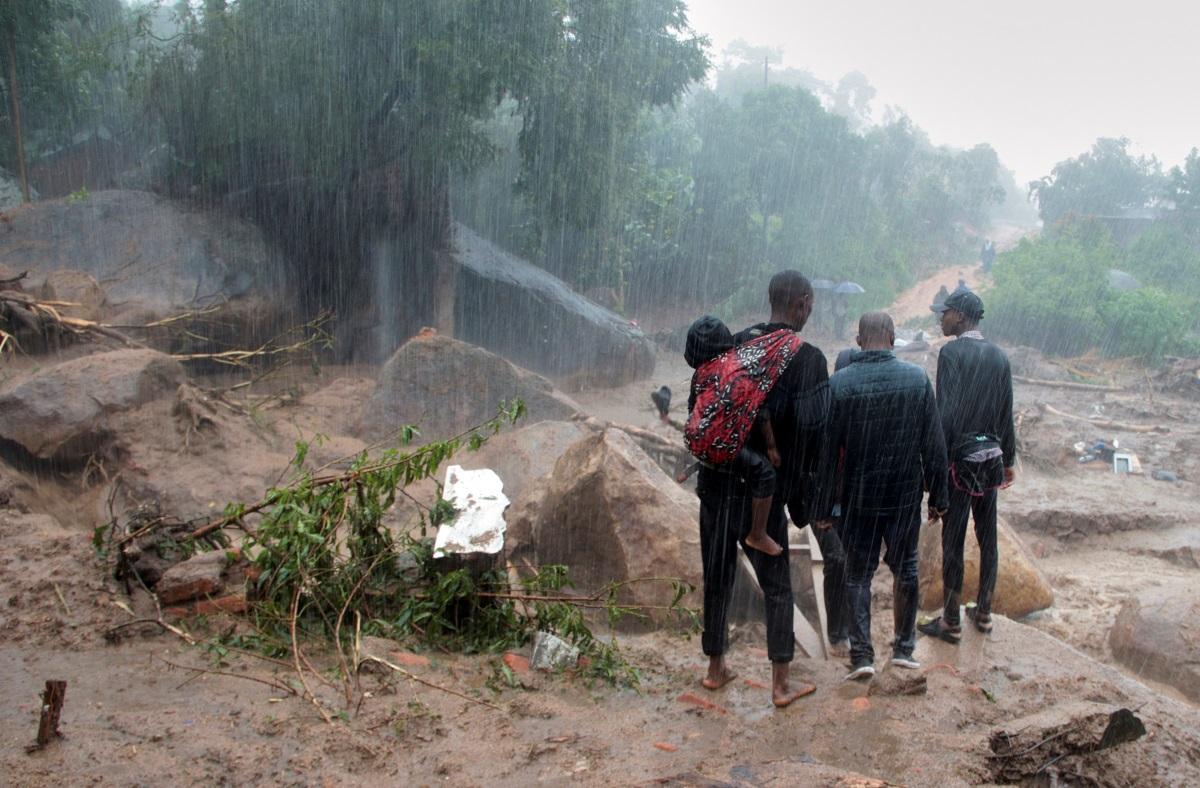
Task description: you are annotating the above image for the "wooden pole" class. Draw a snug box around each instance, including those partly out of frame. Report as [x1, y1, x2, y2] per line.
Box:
[31, 680, 66, 751]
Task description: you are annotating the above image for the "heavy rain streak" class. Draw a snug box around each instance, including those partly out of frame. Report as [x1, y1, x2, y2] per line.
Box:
[1, 0, 1199, 783]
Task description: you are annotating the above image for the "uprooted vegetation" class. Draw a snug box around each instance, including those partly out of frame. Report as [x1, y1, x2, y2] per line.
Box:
[100, 400, 696, 721]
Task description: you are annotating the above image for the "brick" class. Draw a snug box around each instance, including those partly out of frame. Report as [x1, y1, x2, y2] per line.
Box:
[677, 692, 727, 714]
[653, 742, 678, 752]
[503, 653, 530, 673]
[389, 650, 431, 668]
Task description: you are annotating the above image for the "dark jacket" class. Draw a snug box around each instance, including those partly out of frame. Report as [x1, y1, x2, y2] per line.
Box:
[820, 350, 948, 517]
[734, 322, 830, 521]
[936, 336, 1016, 467]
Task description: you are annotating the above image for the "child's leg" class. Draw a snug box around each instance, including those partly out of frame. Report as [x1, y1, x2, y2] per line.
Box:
[737, 447, 782, 556]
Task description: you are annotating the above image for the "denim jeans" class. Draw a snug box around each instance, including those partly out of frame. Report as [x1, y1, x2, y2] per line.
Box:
[843, 506, 921, 664]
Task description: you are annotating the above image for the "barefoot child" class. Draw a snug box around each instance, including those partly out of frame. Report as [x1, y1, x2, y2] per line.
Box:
[682, 316, 786, 556]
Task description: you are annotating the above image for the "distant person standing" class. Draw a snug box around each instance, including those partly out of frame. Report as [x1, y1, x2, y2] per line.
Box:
[831, 293, 849, 340]
[817, 312, 948, 680]
[980, 240, 996, 273]
[920, 288, 1016, 643]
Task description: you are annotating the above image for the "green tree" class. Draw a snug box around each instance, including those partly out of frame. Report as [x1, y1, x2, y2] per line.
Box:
[1029, 137, 1165, 226]
[516, 0, 708, 289]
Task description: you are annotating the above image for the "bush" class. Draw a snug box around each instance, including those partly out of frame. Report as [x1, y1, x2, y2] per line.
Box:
[1100, 287, 1192, 360]
[987, 223, 1114, 356]
[987, 218, 1200, 360]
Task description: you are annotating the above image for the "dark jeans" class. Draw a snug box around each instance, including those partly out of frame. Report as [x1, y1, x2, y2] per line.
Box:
[844, 506, 921, 665]
[941, 486, 999, 624]
[787, 485, 849, 645]
[697, 467, 794, 663]
[806, 516, 850, 644]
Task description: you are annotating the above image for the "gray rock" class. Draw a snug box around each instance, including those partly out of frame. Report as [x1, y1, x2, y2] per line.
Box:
[868, 669, 928, 697]
[1152, 469, 1179, 482]
[360, 333, 581, 443]
[530, 631, 579, 671]
[451, 225, 654, 386]
[0, 189, 290, 312]
[0, 349, 185, 459]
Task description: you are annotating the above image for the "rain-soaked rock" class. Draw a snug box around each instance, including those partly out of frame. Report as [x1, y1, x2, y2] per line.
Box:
[450, 420, 584, 504]
[530, 631, 579, 671]
[918, 515, 1054, 618]
[868, 669, 928, 697]
[1110, 586, 1200, 702]
[37, 269, 107, 321]
[155, 549, 229, 605]
[0, 190, 289, 313]
[0, 348, 185, 460]
[360, 333, 581, 443]
[450, 225, 654, 386]
[507, 428, 701, 627]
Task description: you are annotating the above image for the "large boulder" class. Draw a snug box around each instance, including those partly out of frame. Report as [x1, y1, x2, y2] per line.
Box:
[450, 225, 654, 386]
[360, 333, 581, 443]
[450, 420, 584, 504]
[0, 190, 289, 314]
[507, 428, 701, 626]
[918, 515, 1054, 617]
[1110, 587, 1200, 702]
[0, 348, 184, 460]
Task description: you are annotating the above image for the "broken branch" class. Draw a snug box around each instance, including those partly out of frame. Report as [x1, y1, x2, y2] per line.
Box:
[1014, 374, 1123, 392]
[358, 654, 502, 711]
[1040, 403, 1170, 434]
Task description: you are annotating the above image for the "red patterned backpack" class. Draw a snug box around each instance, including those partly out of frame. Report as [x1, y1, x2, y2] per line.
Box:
[684, 329, 803, 464]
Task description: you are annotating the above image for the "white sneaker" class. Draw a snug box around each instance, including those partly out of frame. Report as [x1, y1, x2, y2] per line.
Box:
[845, 663, 875, 681]
[891, 654, 921, 670]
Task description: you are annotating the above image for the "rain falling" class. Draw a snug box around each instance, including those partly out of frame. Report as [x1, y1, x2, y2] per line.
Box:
[0, 0, 1198, 783]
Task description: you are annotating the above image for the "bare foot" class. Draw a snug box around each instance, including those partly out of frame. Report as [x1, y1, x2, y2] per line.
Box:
[702, 664, 738, 690]
[745, 533, 783, 556]
[772, 682, 816, 708]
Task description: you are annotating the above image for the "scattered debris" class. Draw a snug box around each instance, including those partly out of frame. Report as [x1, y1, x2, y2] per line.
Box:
[1043, 403, 1169, 434]
[434, 466, 510, 559]
[1015, 375, 1123, 392]
[987, 702, 1145, 783]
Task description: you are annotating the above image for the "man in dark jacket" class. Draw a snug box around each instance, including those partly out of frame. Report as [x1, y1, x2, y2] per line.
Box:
[817, 312, 948, 679]
[696, 270, 828, 707]
[735, 274, 841, 655]
[920, 288, 1016, 642]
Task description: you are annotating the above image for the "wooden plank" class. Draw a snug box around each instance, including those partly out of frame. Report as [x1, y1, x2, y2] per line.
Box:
[806, 527, 833, 659]
[737, 552, 824, 660]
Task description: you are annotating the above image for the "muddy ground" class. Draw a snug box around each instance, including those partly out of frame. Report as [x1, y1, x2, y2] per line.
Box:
[2, 274, 1200, 785]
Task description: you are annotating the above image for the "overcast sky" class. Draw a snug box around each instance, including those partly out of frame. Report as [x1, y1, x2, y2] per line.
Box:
[684, 0, 1200, 185]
